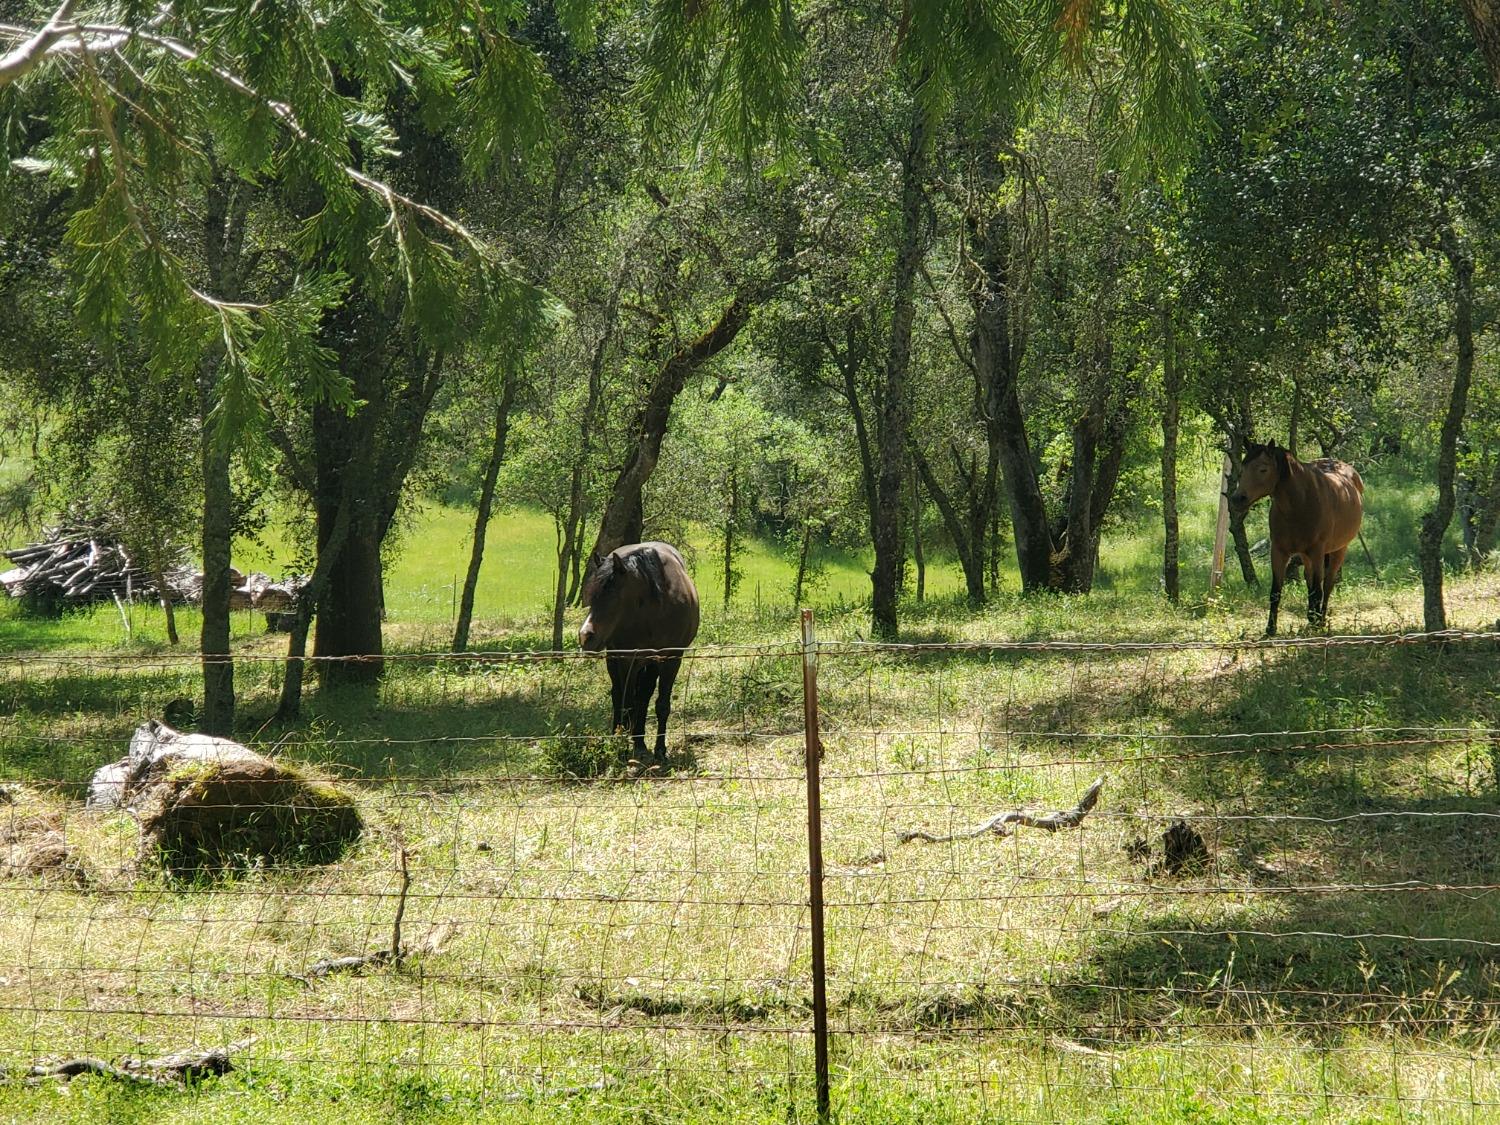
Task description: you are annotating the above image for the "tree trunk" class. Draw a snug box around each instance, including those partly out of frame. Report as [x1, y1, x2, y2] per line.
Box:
[276, 493, 352, 722]
[1229, 502, 1258, 585]
[989, 505, 1001, 594]
[993, 385, 1055, 591]
[1288, 377, 1302, 458]
[1475, 463, 1500, 562]
[195, 168, 251, 734]
[870, 103, 928, 640]
[453, 369, 518, 653]
[154, 567, 180, 645]
[1084, 408, 1131, 582]
[915, 451, 985, 604]
[309, 363, 386, 687]
[567, 525, 585, 602]
[1221, 420, 1259, 587]
[794, 524, 811, 605]
[910, 462, 925, 603]
[1420, 229, 1476, 632]
[1055, 175, 1131, 595]
[198, 397, 234, 734]
[551, 520, 574, 651]
[1058, 408, 1101, 593]
[1161, 307, 1181, 604]
[958, 114, 1051, 595]
[1460, 467, 1480, 561]
[722, 468, 737, 607]
[830, 320, 878, 543]
[304, 296, 445, 685]
[589, 291, 766, 570]
[1461, 0, 1500, 89]
[1056, 394, 1132, 594]
[315, 511, 386, 686]
[552, 273, 620, 648]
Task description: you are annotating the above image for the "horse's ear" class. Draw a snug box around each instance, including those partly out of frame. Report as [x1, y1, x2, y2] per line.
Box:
[581, 551, 610, 607]
[630, 547, 666, 600]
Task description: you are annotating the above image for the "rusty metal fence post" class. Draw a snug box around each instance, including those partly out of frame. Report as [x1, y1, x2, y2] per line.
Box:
[800, 608, 830, 1124]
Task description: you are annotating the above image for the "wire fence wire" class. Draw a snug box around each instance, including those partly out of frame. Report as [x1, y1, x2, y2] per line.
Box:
[2, 629, 1500, 1119]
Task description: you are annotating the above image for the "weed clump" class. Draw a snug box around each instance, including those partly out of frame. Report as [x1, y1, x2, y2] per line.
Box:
[538, 727, 625, 779]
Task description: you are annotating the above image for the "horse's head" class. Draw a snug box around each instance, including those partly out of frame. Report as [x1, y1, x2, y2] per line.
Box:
[1229, 440, 1287, 515]
[577, 546, 665, 652]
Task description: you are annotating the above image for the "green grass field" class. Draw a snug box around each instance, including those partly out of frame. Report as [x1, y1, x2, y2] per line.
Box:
[0, 453, 1466, 653]
[2, 458, 1499, 1123]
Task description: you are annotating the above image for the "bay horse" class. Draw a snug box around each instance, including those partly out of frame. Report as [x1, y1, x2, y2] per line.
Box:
[1229, 441, 1364, 636]
[579, 542, 700, 764]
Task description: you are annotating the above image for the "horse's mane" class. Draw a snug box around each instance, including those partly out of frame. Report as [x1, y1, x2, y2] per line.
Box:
[631, 546, 666, 600]
[1244, 440, 1290, 478]
[582, 546, 667, 605]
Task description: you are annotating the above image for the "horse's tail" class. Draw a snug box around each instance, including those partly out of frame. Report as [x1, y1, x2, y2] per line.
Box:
[1351, 467, 1365, 494]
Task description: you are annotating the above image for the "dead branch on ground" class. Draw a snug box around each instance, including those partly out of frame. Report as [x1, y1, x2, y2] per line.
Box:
[895, 777, 1105, 845]
[2, 1038, 255, 1087]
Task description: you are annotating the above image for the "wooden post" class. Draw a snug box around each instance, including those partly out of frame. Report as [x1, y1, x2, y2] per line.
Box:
[1210, 452, 1232, 592]
[800, 608, 830, 1124]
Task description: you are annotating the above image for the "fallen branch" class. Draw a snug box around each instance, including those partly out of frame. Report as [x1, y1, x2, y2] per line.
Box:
[7, 1057, 173, 1087]
[299, 924, 459, 982]
[3, 1038, 254, 1087]
[896, 778, 1105, 845]
[300, 949, 394, 980]
[294, 844, 457, 987]
[118, 1038, 254, 1082]
[390, 845, 410, 968]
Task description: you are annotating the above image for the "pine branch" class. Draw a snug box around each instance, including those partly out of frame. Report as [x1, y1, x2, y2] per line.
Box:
[0, 0, 78, 89]
[75, 39, 267, 324]
[6, 17, 493, 258]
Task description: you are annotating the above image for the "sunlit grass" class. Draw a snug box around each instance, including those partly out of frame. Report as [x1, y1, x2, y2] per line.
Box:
[3, 630, 1500, 1122]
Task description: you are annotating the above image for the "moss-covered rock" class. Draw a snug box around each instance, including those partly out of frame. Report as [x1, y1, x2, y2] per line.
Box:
[136, 755, 362, 875]
[111, 723, 362, 875]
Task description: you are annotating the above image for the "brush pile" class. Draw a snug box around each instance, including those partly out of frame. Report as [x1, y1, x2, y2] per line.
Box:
[0, 521, 159, 606]
[2, 523, 308, 614]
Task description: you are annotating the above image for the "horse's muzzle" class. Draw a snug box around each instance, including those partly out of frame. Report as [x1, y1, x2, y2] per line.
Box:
[1227, 493, 1249, 516]
[578, 615, 603, 652]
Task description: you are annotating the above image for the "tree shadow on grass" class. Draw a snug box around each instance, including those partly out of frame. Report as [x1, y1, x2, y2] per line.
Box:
[1150, 641, 1500, 816]
[0, 666, 615, 788]
[1056, 871, 1500, 1047]
[1037, 638, 1500, 1046]
[0, 639, 788, 788]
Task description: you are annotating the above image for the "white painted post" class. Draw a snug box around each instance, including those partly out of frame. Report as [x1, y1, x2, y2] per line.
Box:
[1210, 452, 1232, 592]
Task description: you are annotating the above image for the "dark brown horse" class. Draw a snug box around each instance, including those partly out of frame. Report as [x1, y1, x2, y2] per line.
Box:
[1229, 441, 1364, 636]
[579, 542, 700, 763]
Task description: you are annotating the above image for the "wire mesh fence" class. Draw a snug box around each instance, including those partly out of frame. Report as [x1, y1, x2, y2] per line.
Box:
[3, 627, 1500, 1119]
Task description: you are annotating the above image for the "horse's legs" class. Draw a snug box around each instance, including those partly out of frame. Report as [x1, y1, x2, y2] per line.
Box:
[1322, 547, 1348, 624]
[628, 662, 659, 762]
[1305, 550, 1326, 627]
[606, 656, 627, 733]
[1266, 545, 1291, 637]
[652, 657, 682, 764]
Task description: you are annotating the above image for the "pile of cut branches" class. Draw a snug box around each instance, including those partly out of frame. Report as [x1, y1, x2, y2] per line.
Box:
[0, 521, 159, 606]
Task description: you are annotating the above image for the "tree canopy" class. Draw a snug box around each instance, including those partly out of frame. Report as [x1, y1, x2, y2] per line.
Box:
[2, 0, 1498, 703]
